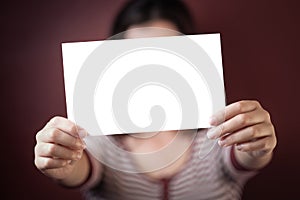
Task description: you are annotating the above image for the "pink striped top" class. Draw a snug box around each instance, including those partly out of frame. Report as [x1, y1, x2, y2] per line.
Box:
[80, 129, 257, 200]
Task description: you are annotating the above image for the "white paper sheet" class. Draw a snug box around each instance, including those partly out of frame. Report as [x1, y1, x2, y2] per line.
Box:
[61, 33, 225, 136]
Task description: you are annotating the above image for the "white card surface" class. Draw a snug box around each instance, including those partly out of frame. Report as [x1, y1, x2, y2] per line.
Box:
[61, 33, 225, 136]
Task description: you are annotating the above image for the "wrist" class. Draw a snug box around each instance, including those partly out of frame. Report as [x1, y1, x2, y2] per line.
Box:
[57, 152, 90, 187]
[234, 145, 273, 170]
[247, 148, 274, 159]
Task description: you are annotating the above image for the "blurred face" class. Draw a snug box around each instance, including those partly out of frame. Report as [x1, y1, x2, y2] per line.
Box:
[124, 19, 180, 39]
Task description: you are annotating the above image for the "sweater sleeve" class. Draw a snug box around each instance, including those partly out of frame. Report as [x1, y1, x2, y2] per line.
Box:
[79, 149, 103, 191]
[221, 146, 258, 184]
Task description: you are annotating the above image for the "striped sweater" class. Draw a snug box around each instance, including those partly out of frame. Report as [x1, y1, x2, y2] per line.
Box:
[81, 129, 257, 200]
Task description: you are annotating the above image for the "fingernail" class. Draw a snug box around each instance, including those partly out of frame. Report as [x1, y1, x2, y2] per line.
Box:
[78, 129, 87, 138]
[218, 139, 225, 146]
[207, 127, 220, 139]
[76, 151, 82, 159]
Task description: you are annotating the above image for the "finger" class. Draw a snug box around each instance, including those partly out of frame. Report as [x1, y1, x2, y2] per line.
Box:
[35, 143, 82, 161]
[36, 128, 85, 150]
[221, 108, 269, 134]
[210, 100, 261, 126]
[35, 157, 69, 170]
[235, 137, 273, 152]
[207, 108, 269, 139]
[218, 123, 273, 147]
[77, 125, 89, 139]
[45, 116, 87, 138]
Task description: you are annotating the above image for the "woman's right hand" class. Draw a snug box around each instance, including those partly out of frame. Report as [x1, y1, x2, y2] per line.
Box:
[34, 116, 87, 181]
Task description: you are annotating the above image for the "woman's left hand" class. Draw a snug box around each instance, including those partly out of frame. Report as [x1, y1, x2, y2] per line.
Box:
[208, 100, 277, 158]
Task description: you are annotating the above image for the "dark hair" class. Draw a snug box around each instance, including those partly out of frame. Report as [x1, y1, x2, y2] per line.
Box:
[111, 0, 195, 36]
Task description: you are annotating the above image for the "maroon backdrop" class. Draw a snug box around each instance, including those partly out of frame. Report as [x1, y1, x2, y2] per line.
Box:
[2, 0, 299, 199]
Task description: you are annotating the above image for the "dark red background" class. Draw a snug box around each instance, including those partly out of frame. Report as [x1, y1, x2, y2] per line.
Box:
[2, 0, 299, 199]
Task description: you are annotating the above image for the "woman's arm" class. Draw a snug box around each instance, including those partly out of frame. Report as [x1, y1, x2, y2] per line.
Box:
[208, 100, 277, 170]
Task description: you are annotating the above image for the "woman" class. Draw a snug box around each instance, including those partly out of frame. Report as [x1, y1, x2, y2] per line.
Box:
[34, 0, 277, 199]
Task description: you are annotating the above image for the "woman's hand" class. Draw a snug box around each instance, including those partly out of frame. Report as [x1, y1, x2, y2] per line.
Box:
[34, 116, 89, 184]
[208, 100, 277, 168]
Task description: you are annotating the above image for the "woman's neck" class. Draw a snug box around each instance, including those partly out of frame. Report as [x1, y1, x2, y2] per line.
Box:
[123, 130, 179, 153]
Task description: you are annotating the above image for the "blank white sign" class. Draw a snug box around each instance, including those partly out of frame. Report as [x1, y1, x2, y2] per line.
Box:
[61, 33, 225, 136]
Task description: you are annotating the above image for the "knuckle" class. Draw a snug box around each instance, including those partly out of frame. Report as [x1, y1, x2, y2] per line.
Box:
[270, 124, 276, 133]
[34, 158, 40, 168]
[233, 134, 242, 143]
[252, 100, 261, 107]
[35, 158, 48, 169]
[35, 130, 43, 142]
[249, 126, 258, 138]
[43, 158, 51, 169]
[267, 137, 277, 150]
[49, 128, 60, 141]
[35, 143, 46, 156]
[273, 132, 277, 143]
[69, 124, 77, 134]
[218, 125, 225, 135]
[47, 144, 56, 154]
[50, 116, 61, 125]
[236, 102, 244, 112]
[239, 114, 248, 125]
[242, 144, 250, 151]
[247, 143, 254, 151]
[273, 137, 278, 149]
[34, 144, 40, 155]
[261, 142, 268, 150]
[264, 111, 271, 121]
[226, 136, 234, 144]
[73, 138, 79, 148]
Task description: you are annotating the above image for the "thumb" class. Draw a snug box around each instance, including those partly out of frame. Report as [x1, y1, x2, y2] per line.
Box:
[76, 125, 88, 139]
